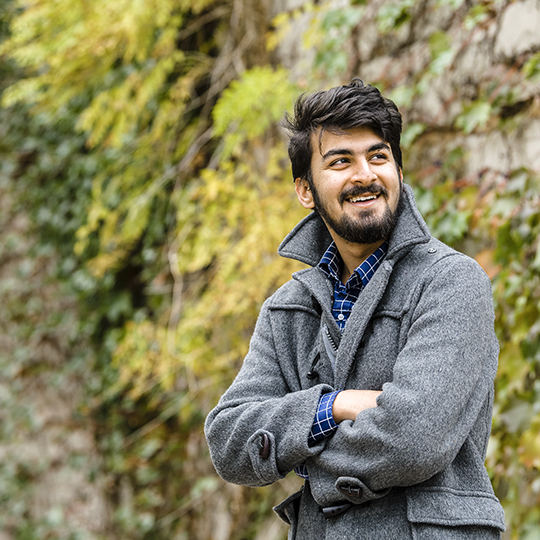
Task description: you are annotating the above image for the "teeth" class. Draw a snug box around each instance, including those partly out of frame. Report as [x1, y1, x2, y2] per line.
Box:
[349, 195, 378, 203]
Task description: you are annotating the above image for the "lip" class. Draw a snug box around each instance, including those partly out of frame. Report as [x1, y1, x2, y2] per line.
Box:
[345, 193, 381, 208]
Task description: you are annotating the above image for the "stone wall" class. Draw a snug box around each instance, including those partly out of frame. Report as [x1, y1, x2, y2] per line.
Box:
[275, 0, 540, 179]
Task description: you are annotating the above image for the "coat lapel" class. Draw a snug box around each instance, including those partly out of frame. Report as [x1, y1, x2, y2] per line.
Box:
[334, 258, 393, 388]
[292, 267, 338, 337]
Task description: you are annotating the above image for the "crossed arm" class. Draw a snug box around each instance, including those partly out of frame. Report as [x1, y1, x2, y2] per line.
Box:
[206, 256, 498, 494]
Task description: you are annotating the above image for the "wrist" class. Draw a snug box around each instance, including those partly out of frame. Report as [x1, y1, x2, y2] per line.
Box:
[332, 389, 381, 423]
[332, 390, 349, 424]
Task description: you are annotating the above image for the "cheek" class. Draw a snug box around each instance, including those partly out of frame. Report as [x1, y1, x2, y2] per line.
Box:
[315, 181, 339, 201]
[388, 179, 402, 210]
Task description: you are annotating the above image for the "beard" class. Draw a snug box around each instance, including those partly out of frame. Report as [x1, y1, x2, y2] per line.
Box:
[311, 182, 400, 245]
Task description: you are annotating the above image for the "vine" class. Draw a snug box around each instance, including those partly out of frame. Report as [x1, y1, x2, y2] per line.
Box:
[2, 0, 540, 538]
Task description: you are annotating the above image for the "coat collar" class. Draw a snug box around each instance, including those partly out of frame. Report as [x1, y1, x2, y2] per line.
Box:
[277, 183, 431, 267]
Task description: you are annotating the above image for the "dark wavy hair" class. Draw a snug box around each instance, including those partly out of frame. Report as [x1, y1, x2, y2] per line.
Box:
[283, 78, 403, 182]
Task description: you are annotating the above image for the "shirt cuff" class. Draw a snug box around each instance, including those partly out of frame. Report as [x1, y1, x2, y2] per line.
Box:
[307, 391, 340, 447]
[294, 463, 309, 479]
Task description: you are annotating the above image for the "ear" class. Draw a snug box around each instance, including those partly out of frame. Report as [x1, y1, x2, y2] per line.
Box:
[295, 177, 315, 209]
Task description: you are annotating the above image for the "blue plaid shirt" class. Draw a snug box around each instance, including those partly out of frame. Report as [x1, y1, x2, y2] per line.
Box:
[319, 241, 389, 332]
[295, 241, 389, 479]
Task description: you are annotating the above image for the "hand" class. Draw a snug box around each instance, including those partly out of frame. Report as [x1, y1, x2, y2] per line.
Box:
[332, 389, 382, 424]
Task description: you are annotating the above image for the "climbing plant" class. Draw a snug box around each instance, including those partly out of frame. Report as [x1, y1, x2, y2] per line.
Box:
[2, 0, 540, 538]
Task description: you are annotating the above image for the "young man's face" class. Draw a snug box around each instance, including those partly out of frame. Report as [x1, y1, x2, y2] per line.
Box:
[295, 127, 402, 246]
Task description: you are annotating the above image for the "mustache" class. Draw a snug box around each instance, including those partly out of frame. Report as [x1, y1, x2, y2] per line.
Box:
[339, 184, 388, 205]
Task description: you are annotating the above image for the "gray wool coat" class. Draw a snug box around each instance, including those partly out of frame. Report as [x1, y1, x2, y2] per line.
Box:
[205, 184, 506, 539]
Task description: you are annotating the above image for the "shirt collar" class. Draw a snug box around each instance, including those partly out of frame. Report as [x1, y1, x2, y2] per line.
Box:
[318, 241, 389, 289]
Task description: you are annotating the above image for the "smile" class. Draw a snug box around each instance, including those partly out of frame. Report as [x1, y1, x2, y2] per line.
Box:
[348, 194, 379, 203]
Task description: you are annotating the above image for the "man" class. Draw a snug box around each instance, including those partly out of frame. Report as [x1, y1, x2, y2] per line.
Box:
[205, 79, 506, 539]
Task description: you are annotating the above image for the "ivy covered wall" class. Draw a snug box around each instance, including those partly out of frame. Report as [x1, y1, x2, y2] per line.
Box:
[1, 0, 540, 539]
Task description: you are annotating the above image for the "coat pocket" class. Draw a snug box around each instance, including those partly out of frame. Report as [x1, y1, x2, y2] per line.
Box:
[406, 487, 505, 539]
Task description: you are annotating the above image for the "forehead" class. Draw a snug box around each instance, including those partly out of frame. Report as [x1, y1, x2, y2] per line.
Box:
[311, 126, 386, 158]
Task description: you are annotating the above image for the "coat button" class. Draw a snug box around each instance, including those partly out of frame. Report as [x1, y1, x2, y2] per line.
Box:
[259, 433, 270, 459]
[337, 484, 363, 499]
[428, 247, 437, 253]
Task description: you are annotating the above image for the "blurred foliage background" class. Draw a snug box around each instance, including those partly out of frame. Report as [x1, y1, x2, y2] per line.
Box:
[1, 0, 540, 538]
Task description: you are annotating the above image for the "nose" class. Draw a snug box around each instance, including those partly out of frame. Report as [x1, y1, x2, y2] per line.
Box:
[351, 158, 377, 183]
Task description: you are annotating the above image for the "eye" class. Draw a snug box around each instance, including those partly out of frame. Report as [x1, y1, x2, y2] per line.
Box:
[370, 153, 389, 163]
[330, 157, 350, 167]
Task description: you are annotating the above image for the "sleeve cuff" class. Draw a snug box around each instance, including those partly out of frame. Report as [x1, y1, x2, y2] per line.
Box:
[307, 391, 340, 446]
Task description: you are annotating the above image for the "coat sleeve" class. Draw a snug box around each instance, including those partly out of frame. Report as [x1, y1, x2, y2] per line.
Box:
[307, 254, 499, 505]
[204, 299, 333, 487]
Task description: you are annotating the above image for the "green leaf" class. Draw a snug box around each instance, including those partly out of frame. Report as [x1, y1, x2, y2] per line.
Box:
[377, 0, 415, 34]
[464, 4, 491, 31]
[523, 52, 540, 80]
[401, 122, 425, 148]
[212, 66, 297, 158]
[428, 30, 450, 59]
[455, 101, 491, 133]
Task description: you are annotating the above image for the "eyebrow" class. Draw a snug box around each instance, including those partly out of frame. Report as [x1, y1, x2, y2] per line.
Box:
[321, 142, 391, 161]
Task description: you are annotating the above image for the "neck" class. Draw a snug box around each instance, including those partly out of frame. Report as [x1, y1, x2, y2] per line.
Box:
[331, 235, 386, 284]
